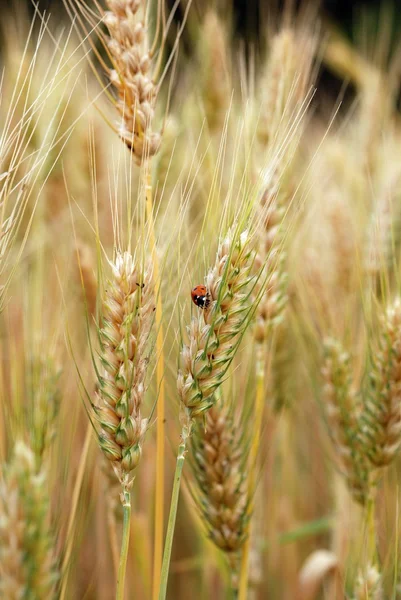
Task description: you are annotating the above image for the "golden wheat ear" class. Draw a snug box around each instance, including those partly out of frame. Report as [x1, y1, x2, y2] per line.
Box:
[190, 400, 250, 593]
[102, 0, 161, 163]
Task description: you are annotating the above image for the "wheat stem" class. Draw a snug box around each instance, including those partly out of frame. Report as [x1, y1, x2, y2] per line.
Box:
[107, 504, 120, 578]
[238, 344, 265, 599]
[144, 166, 166, 600]
[158, 424, 191, 600]
[365, 485, 377, 566]
[116, 488, 131, 600]
[60, 423, 92, 600]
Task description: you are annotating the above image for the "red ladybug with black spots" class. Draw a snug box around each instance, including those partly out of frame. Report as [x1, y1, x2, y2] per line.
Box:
[191, 285, 210, 309]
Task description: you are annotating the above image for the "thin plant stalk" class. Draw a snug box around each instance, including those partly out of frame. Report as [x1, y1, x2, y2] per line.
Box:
[158, 425, 191, 600]
[116, 489, 132, 600]
[229, 554, 240, 600]
[365, 482, 378, 566]
[108, 506, 120, 578]
[238, 345, 265, 599]
[60, 423, 92, 600]
[144, 167, 166, 600]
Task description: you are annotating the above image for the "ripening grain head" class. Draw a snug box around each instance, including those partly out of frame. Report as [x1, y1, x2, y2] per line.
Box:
[0, 441, 59, 600]
[360, 297, 401, 467]
[93, 251, 155, 486]
[322, 338, 370, 505]
[191, 400, 249, 589]
[177, 227, 257, 426]
[102, 0, 161, 163]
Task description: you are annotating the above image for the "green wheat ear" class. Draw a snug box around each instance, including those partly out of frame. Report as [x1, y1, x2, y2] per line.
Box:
[360, 297, 401, 468]
[0, 441, 59, 599]
[93, 252, 155, 486]
[322, 338, 370, 505]
[177, 227, 257, 424]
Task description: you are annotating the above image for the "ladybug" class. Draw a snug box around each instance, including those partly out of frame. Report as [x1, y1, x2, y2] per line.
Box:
[191, 285, 210, 309]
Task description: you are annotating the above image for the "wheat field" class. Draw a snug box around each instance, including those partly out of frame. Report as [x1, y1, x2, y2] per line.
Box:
[0, 1, 400, 598]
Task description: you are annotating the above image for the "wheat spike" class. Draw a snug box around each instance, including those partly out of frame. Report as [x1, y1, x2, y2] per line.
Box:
[353, 564, 383, 600]
[360, 298, 401, 467]
[191, 401, 249, 589]
[177, 229, 256, 424]
[103, 0, 161, 163]
[0, 441, 58, 599]
[322, 338, 370, 505]
[254, 183, 288, 343]
[93, 251, 154, 485]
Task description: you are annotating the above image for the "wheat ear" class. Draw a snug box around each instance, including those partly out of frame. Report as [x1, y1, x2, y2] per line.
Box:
[93, 251, 154, 485]
[0, 441, 59, 600]
[322, 338, 370, 505]
[178, 229, 256, 424]
[103, 0, 161, 164]
[254, 185, 288, 344]
[353, 564, 383, 600]
[360, 298, 401, 467]
[191, 401, 249, 593]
